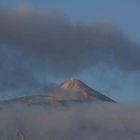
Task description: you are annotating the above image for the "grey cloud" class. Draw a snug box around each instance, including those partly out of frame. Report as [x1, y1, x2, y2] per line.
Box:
[0, 46, 54, 100]
[0, 8, 140, 100]
[0, 102, 140, 140]
[0, 8, 140, 73]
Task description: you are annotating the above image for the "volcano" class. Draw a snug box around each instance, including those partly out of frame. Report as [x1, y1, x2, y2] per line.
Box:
[47, 78, 115, 103]
[1, 78, 115, 106]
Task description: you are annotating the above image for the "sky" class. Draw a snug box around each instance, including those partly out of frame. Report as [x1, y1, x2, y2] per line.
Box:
[0, 0, 140, 43]
[0, 0, 140, 101]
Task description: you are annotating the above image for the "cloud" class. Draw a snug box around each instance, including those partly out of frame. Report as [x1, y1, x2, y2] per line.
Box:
[0, 7, 140, 100]
[0, 8, 140, 73]
[0, 46, 55, 100]
[0, 102, 140, 140]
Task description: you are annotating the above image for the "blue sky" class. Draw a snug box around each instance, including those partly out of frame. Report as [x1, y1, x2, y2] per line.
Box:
[0, 0, 140, 101]
[0, 0, 140, 43]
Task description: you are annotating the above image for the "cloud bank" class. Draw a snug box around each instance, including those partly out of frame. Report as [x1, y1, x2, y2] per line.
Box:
[0, 102, 140, 140]
[0, 7, 140, 100]
[1, 8, 140, 72]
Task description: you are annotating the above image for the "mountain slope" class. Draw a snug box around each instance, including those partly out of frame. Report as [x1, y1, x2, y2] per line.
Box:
[0, 78, 116, 106]
[48, 78, 115, 102]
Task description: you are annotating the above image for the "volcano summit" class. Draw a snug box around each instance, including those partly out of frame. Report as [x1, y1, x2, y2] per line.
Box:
[48, 78, 115, 103]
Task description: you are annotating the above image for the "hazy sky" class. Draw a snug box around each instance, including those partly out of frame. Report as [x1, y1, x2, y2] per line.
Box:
[0, 0, 140, 101]
[0, 0, 140, 43]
